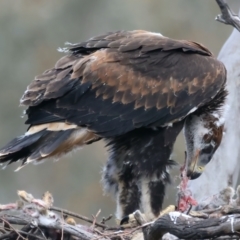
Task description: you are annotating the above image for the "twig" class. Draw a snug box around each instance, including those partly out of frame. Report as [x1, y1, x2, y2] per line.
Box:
[101, 214, 113, 224]
[91, 209, 101, 230]
[0, 217, 25, 240]
[60, 210, 64, 240]
[50, 206, 108, 229]
[33, 226, 48, 240]
[215, 0, 240, 31]
[0, 215, 29, 225]
[10, 229, 46, 240]
[0, 228, 7, 234]
[0, 233, 11, 240]
[201, 206, 222, 214]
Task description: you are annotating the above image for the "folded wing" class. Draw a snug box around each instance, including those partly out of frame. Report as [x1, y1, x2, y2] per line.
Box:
[0, 30, 226, 166]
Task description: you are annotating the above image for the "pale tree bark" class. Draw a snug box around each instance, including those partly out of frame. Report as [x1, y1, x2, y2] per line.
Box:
[188, 0, 240, 207]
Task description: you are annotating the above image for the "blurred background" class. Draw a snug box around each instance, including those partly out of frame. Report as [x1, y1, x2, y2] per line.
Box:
[0, 0, 239, 225]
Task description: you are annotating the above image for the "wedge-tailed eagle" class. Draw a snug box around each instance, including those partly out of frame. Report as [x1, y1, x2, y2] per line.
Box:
[0, 30, 227, 221]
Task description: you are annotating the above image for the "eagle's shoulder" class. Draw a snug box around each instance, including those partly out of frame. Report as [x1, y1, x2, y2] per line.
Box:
[67, 30, 213, 57]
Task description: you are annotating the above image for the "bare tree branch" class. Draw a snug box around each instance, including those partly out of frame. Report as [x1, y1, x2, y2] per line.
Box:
[142, 212, 240, 240]
[215, 0, 240, 31]
[0, 191, 107, 240]
[50, 206, 108, 229]
[0, 213, 99, 240]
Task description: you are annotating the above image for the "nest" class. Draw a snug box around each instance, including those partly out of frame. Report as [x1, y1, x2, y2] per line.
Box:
[1, 187, 240, 240]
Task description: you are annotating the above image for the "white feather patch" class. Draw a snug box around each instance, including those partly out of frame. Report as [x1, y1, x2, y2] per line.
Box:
[26, 123, 78, 135]
[186, 107, 198, 116]
[140, 177, 155, 220]
[149, 31, 163, 37]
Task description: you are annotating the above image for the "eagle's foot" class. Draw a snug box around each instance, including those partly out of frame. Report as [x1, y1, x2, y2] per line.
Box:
[159, 204, 176, 217]
[118, 210, 147, 228]
[118, 206, 177, 228]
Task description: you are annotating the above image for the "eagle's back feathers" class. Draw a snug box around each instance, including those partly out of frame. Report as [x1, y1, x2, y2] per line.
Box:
[19, 30, 226, 139]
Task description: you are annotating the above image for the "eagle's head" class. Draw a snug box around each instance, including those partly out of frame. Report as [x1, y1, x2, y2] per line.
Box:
[184, 112, 224, 180]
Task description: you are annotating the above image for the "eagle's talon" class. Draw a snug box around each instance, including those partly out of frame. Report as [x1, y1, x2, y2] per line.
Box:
[186, 204, 192, 215]
[119, 215, 129, 225]
[118, 210, 146, 228]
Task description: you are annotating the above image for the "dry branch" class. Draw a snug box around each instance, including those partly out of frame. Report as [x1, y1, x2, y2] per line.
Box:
[215, 0, 240, 31]
[142, 211, 240, 240]
[0, 191, 104, 240]
[50, 206, 108, 229]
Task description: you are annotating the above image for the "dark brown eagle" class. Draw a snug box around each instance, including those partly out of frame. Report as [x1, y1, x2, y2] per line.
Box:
[0, 30, 226, 222]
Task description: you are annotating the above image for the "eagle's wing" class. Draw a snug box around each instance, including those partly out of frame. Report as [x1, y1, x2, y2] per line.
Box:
[0, 30, 226, 165]
[23, 30, 226, 137]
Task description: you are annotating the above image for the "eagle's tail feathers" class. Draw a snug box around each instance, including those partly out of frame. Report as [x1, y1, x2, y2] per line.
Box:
[0, 123, 100, 169]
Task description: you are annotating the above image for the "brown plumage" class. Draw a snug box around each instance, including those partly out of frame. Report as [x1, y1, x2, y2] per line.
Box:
[0, 30, 227, 221]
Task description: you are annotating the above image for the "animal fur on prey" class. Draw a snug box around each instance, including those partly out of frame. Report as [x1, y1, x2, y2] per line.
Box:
[0, 30, 227, 223]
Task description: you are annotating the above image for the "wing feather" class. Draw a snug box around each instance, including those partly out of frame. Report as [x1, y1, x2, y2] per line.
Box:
[21, 30, 226, 137]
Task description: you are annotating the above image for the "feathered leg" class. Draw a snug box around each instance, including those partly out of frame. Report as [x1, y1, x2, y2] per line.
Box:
[119, 176, 173, 226]
[102, 158, 141, 225]
[139, 177, 166, 219]
[104, 124, 183, 226]
[117, 180, 141, 225]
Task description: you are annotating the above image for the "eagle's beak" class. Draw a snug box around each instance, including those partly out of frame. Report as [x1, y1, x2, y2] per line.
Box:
[186, 149, 205, 180]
